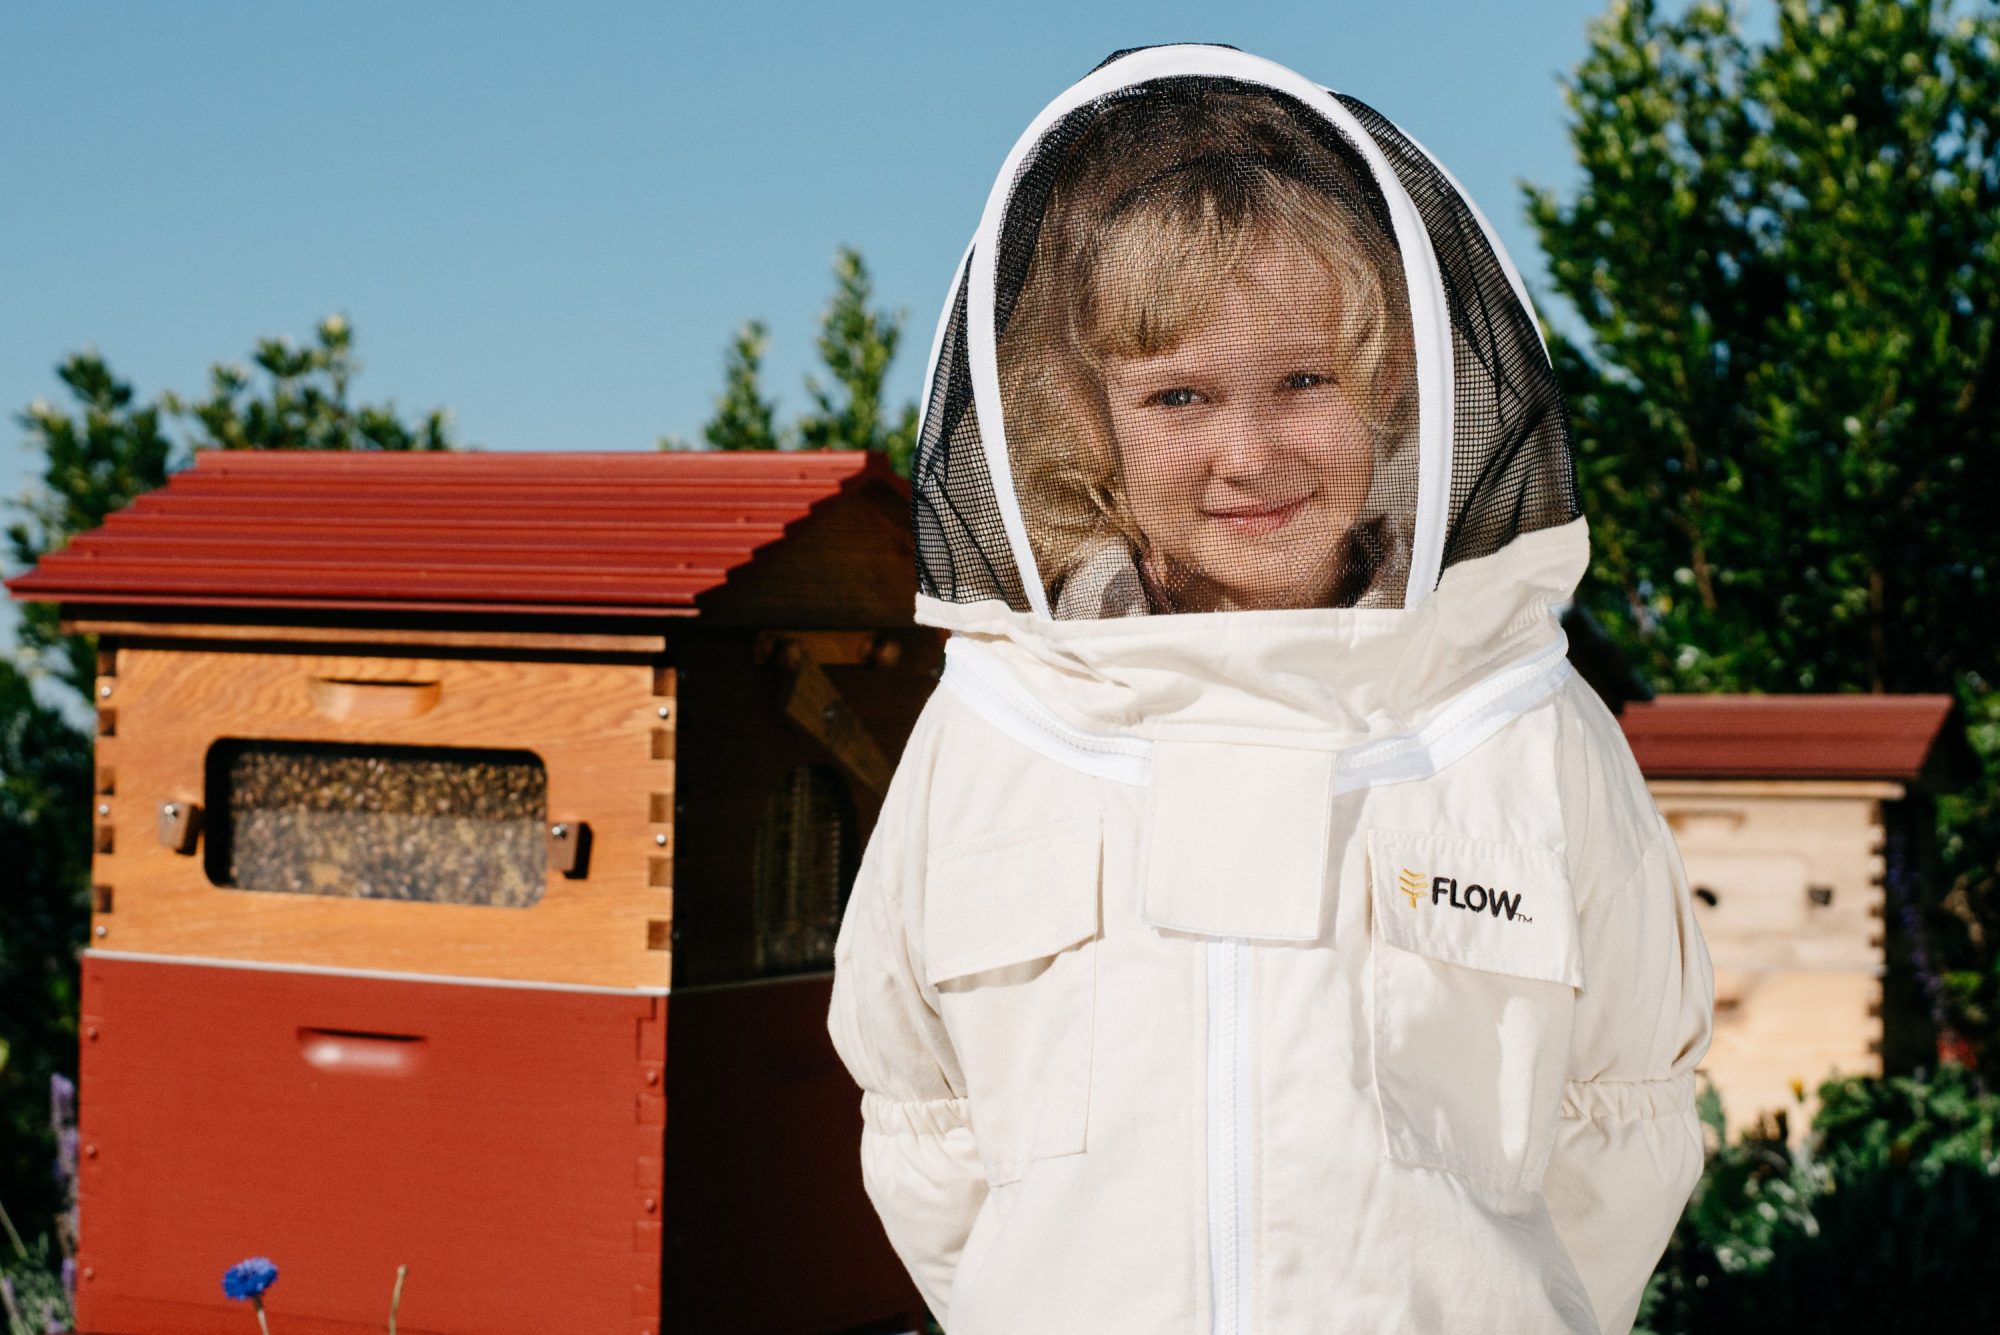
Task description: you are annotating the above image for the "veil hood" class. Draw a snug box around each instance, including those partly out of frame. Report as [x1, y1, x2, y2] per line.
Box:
[907, 44, 1586, 748]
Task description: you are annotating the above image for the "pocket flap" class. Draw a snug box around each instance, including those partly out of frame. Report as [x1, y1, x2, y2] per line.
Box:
[1139, 738, 1334, 941]
[923, 812, 1102, 984]
[1365, 828, 1584, 990]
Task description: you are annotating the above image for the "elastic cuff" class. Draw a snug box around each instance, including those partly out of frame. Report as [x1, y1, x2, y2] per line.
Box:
[860, 1089, 974, 1138]
[1559, 1068, 1697, 1123]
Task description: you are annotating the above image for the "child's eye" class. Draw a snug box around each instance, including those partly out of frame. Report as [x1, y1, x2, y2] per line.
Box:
[1282, 371, 1333, 391]
[1146, 387, 1204, 408]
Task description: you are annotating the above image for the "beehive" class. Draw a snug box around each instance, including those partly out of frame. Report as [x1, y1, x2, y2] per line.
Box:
[6, 448, 936, 1335]
[1620, 694, 1958, 1146]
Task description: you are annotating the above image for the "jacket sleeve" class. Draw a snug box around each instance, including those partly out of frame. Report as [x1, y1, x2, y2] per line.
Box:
[827, 729, 987, 1327]
[1543, 795, 1716, 1335]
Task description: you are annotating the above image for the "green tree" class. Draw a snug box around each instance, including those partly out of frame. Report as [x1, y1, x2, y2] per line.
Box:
[6, 355, 175, 700]
[167, 314, 454, 454]
[1528, 0, 2000, 1056]
[684, 320, 784, 452]
[664, 247, 920, 473]
[0, 662, 92, 1248]
[798, 248, 920, 472]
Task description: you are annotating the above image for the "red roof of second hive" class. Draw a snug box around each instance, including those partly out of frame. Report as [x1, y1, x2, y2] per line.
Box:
[1618, 693, 1957, 782]
[3, 448, 901, 618]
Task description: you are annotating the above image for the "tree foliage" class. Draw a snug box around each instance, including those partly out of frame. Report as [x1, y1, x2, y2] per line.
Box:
[166, 315, 454, 455]
[0, 664, 92, 1244]
[1639, 1066, 2000, 1331]
[798, 248, 920, 470]
[1528, 0, 2000, 1056]
[695, 321, 784, 454]
[6, 356, 175, 700]
[664, 247, 919, 473]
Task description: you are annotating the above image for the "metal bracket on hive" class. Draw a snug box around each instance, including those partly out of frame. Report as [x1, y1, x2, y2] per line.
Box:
[761, 633, 895, 797]
[546, 819, 593, 878]
[156, 797, 201, 855]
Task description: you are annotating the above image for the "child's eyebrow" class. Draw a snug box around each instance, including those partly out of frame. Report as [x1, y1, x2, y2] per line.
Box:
[1111, 332, 1347, 376]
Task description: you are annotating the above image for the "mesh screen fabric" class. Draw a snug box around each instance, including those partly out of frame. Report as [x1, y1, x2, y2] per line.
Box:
[910, 53, 1579, 618]
[912, 263, 1031, 608]
[996, 80, 1419, 618]
[1332, 93, 1580, 573]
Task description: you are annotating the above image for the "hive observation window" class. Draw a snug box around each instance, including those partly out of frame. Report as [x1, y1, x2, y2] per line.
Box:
[752, 764, 858, 974]
[204, 739, 548, 906]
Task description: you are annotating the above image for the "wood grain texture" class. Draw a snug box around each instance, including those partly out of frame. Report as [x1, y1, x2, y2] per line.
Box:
[1651, 776, 1897, 1146]
[92, 644, 673, 988]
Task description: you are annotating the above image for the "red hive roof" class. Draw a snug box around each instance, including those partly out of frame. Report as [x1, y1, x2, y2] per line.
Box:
[3, 448, 903, 618]
[1618, 693, 1957, 782]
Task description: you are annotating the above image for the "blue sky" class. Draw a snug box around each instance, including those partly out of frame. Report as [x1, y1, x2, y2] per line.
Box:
[1, 0, 1616, 659]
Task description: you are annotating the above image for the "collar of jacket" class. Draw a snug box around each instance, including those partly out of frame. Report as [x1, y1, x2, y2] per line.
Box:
[912, 519, 1590, 942]
[915, 517, 1588, 745]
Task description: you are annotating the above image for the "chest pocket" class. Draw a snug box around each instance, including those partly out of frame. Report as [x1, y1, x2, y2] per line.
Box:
[1364, 827, 1584, 1195]
[923, 811, 1102, 1187]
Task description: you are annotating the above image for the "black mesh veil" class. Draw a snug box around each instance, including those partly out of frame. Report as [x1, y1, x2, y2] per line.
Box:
[910, 49, 1577, 619]
[1334, 95, 1579, 571]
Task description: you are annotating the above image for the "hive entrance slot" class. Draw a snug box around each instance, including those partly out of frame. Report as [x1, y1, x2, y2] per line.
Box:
[297, 1027, 429, 1076]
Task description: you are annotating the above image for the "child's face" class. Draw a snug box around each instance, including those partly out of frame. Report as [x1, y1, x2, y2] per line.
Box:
[1098, 242, 1378, 611]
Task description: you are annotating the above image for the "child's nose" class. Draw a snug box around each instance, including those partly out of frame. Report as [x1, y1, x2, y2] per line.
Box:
[1208, 402, 1288, 480]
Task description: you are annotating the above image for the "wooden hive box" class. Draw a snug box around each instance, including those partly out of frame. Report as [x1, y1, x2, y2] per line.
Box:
[1620, 694, 1961, 1147]
[6, 448, 938, 1335]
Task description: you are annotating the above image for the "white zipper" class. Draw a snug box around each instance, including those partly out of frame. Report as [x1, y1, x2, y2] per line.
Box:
[1207, 938, 1253, 1335]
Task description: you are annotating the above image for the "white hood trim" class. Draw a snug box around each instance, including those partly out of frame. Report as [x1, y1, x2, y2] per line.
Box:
[958, 44, 1459, 616]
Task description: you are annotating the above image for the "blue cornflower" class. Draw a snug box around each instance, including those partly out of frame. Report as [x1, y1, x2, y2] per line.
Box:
[222, 1257, 279, 1300]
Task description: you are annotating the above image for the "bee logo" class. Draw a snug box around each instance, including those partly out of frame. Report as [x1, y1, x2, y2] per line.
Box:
[1397, 868, 1426, 909]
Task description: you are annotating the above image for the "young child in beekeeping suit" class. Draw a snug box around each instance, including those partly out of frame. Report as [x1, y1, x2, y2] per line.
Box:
[828, 44, 1713, 1335]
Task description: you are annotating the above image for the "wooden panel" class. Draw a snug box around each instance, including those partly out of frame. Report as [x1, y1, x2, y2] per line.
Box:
[1703, 969, 1881, 1146]
[74, 953, 666, 1335]
[90, 644, 673, 988]
[1653, 779, 1892, 1147]
[1659, 784, 1889, 975]
[662, 978, 921, 1335]
[696, 485, 917, 627]
[672, 628, 941, 987]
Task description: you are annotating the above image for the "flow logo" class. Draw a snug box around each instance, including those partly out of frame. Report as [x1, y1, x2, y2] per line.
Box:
[1397, 868, 1532, 923]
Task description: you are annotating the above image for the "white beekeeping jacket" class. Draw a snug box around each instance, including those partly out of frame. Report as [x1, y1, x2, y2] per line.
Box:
[828, 43, 1713, 1335]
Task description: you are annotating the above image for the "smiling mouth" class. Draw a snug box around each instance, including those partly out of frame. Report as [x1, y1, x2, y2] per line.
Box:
[1203, 495, 1309, 537]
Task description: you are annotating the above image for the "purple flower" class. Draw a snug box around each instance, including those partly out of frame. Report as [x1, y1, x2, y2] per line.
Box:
[221, 1257, 278, 1301]
[61, 1256, 75, 1301]
[49, 1073, 75, 1125]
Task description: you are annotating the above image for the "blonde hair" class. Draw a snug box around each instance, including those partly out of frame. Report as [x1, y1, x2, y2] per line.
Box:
[997, 88, 1419, 612]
